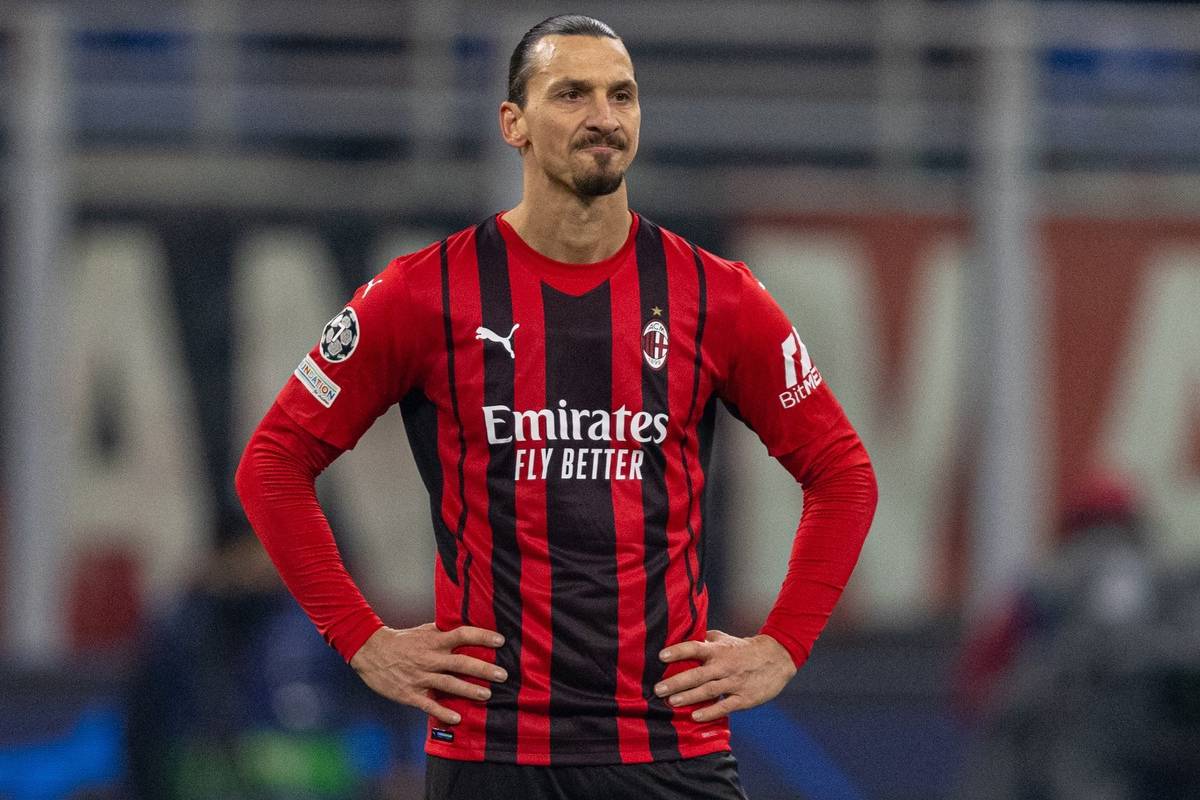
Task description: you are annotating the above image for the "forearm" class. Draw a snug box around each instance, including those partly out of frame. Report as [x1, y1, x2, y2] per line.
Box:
[235, 402, 384, 662]
[758, 439, 878, 667]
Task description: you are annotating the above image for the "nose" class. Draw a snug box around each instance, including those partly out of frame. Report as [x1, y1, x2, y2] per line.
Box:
[585, 93, 620, 135]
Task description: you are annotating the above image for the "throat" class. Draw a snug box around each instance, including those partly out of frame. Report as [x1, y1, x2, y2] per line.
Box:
[503, 196, 632, 265]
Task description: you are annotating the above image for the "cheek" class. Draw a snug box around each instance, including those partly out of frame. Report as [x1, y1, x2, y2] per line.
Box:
[623, 129, 640, 158]
[623, 115, 640, 147]
[531, 120, 573, 152]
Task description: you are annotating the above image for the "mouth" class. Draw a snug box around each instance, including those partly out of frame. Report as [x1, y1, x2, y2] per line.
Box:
[576, 139, 625, 154]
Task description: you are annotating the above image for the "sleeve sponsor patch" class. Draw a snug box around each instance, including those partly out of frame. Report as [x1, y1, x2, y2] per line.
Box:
[294, 354, 341, 408]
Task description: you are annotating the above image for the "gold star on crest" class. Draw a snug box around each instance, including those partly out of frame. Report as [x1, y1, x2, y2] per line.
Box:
[651, 306, 663, 317]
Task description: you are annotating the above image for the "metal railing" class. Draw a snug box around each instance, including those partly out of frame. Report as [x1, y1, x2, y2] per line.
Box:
[3, 0, 1200, 216]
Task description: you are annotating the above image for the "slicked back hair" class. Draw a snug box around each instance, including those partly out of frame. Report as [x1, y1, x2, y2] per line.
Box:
[507, 15, 622, 107]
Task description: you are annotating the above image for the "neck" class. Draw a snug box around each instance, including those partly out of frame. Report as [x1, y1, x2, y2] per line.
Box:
[503, 174, 632, 264]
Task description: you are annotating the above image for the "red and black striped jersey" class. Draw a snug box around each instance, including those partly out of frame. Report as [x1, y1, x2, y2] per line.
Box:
[269, 212, 871, 765]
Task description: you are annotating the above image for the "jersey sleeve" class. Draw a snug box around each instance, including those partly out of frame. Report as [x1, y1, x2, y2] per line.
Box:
[236, 402, 384, 662]
[718, 265, 877, 666]
[718, 266, 846, 467]
[275, 259, 426, 451]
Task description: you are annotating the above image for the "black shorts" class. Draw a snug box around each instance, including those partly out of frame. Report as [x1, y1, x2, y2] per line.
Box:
[425, 751, 749, 800]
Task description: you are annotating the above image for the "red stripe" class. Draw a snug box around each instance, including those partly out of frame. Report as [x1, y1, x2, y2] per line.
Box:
[678, 409, 720, 757]
[433, 227, 493, 759]
[609, 263, 653, 762]
[508, 265, 553, 764]
[436, 243, 467, 631]
[685, 253, 716, 641]
[660, 235, 713, 738]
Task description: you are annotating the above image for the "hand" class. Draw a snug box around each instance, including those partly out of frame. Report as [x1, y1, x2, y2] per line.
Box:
[655, 630, 797, 723]
[349, 623, 507, 726]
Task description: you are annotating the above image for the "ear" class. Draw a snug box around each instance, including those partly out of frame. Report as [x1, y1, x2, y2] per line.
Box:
[499, 101, 528, 149]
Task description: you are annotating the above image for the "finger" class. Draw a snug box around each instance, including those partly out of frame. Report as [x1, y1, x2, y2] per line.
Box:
[427, 673, 494, 702]
[654, 664, 723, 697]
[444, 626, 506, 649]
[437, 653, 509, 683]
[411, 692, 463, 726]
[668, 679, 732, 708]
[692, 694, 745, 723]
[659, 640, 708, 663]
[705, 629, 728, 642]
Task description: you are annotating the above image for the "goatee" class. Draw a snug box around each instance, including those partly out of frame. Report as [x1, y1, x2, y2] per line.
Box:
[573, 170, 625, 197]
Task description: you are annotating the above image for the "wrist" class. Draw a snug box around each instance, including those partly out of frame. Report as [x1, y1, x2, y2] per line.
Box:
[755, 627, 809, 671]
[347, 621, 389, 669]
[753, 634, 800, 681]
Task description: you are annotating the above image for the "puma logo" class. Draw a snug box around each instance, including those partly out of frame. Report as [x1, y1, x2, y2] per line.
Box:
[475, 323, 519, 359]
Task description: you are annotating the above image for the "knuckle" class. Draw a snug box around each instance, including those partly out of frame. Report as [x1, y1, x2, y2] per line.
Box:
[457, 655, 484, 673]
[452, 656, 484, 677]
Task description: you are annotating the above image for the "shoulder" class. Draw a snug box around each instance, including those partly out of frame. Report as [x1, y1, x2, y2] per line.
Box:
[357, 223, 481, 307]
[644, 216, 758, 287]
[371, 238, 442, 295]
[644, 217, 761, 317]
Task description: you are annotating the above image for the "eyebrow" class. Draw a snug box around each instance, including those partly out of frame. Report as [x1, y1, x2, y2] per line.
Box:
[545, 78, 637, 95]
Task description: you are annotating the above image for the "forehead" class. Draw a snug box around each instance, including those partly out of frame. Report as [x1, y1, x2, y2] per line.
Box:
[526, 34, 635, 89]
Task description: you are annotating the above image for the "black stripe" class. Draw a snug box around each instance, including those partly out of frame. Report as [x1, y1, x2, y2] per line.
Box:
[475, 219, 522, 758]
[437, 240, 464, 591]
[399, 389, 459, 587]
[679, 246, 709, 606]
[543, 281, 621, 760]
[694, 395, 719, 597]
[635, 219, 681, 759]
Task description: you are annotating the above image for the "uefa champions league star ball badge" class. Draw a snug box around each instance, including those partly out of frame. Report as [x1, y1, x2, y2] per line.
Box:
[319, 307, 360, 363]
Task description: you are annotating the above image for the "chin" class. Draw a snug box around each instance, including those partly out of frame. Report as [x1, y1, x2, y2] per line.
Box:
[572, 170, 626, 198]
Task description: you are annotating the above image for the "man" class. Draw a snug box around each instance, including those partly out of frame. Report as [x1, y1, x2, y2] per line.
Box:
[237, 14, 877, 799]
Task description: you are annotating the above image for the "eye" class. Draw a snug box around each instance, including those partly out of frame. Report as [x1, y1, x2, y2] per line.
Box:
[561, 88, 583, 100]
[613, 90, 633, 103]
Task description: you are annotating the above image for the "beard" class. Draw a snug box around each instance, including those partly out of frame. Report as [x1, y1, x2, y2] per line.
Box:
[572, 166, 625, 197]
[568, 135, 628, 197]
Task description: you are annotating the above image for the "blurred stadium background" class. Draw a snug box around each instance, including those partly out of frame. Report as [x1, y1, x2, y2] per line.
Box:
[2, 0, 1200, 798]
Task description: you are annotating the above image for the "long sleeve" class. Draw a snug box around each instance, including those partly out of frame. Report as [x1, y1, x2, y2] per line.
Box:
[713, 259, 878, 668]
[758, 435, 877, 667]
[235, 402, 383, 662]
[236, 252, 436, 662]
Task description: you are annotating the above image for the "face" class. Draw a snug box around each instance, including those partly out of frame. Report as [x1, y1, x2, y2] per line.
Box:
[503, 35, 640, 198]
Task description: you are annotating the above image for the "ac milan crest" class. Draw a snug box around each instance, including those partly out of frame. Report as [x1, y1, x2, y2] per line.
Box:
[319, 307, 360, 363]
[642, 319, 668, 370]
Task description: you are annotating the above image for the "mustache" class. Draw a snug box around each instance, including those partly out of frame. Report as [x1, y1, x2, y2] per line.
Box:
[574, 133, 627, 151]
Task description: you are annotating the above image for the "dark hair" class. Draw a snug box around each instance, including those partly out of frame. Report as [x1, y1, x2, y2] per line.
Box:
[507, 14, 621, 107]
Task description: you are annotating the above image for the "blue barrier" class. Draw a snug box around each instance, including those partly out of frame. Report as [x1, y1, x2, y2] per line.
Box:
[0, 705, 123, 800]
[732, 703, 868, 800]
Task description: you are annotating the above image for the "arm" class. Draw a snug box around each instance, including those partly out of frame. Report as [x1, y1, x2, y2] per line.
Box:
[655, 262, 877, 721]
[236, 402, 507, 724]
[759, 423, 878, 668]
[235, 258, 505, 724]
[235, 402, 382, 660]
